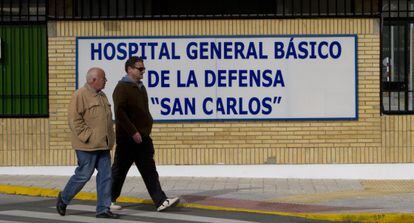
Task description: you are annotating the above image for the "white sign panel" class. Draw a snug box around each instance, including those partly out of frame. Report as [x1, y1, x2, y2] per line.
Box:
[77, 35, 357, 121]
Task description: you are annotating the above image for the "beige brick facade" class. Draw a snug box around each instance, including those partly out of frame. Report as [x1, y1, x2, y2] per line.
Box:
[1, 18, 413, 165]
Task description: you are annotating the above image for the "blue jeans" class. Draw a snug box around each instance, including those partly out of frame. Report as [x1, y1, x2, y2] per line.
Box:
[61, 150, 112, 214]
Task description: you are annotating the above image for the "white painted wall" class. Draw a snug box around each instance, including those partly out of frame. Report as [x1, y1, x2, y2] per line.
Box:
[1, 164, 412, 179]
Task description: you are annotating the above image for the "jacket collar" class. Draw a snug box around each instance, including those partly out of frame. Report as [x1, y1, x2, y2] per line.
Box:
[121, 75, 137, 83]
[120, 75, 143, 89]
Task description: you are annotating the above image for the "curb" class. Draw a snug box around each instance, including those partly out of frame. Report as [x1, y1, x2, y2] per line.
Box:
[0, 184, 413, 223]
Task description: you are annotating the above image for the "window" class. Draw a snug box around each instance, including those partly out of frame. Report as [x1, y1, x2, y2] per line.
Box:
[47, 0, 380, 19]
[48, 0, 151, 19]
[0, 25, 48, 117]
[0, 0, 46, 23]
[382, 0, 414, 17]
[381, 0, 414, 114]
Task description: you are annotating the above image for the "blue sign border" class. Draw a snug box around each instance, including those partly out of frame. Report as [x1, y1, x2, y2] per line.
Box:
[76, 34, 358, 122]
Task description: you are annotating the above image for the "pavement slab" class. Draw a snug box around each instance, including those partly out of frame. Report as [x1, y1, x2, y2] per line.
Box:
[1, 175, 414, 222]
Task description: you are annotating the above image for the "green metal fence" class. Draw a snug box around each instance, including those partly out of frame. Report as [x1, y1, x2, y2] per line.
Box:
[0, 25, 48, 117]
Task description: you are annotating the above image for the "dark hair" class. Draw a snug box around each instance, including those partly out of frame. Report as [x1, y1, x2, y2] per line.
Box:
[125, 56, 144, 73]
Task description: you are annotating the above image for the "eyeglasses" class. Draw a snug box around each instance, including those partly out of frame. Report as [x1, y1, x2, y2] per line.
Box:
[133, 66, 146, 72]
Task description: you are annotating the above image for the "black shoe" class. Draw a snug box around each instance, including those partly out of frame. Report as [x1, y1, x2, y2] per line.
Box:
[56, 192, 67, 216]
[96, 211, 120, 219]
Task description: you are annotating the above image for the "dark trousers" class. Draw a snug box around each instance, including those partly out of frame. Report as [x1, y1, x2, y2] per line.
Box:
[111, 136, 166, 207]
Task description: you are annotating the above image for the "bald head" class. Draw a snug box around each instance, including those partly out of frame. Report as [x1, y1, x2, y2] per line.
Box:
[86, 67, 107, 91]
[86, 67, 104, 83]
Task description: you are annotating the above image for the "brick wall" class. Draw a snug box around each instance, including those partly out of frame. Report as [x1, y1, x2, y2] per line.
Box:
[2, 18, 413, 165]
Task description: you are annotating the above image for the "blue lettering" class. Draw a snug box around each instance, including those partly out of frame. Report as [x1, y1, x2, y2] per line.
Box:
[128, 42, 139, 58]
[274, 70, 285, 87]
[187, 70, 198, 87]
[187, 42, 197, 60]
[309, 41, 317, 59]
[147, 70, 159, 88]
[171, 42, 180, 59]
[138, 42, 146, 59]
[185, 98, 196, 115]
[160, 98, 171, 115]
[203, 97, 213, 115]
[159, 42, 171, 59]
[239, 70, 248, 87]
[204, 70, 215, 87]
[161, 98, 195, 115]
[199, 42, 209, 59]
[117, 42, 127, 60]
[297, 42, 309, 59]
[234, 42, 245, 59]
[262, 70, 273, 87]
[249, 97, 261, 115]
[148, 42, 158, 60]
[318, 41, 329, 59]
[330, 41, 342, 59]
[217, 70, 226, 87]
[223, 42, 233, 59]
[91, 43, 102, 60]
[262, 97, 272, 115]
[246, 42, 257, 59]
[274, 42, 285, 59]
[259, 42, 268, 59]
[238, 98, 248, 115]
[228, 70, 237, 87]
[103, 43, 116, 60]
[285, 39, 297, 59]
[210, 42, 221, 59]
[178, 70, 198, 87]
[160, 70, 170, 87]
[226, 97, 238, 114]
[177, 70, 185, 87]
[216, 98, 225, 114]
[172, 98, 183, 115]
[250, 70, 260, 87]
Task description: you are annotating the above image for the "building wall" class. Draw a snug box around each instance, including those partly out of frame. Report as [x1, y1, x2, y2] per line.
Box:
[0, 119, 49, 165]
[1, 18, 413, 166]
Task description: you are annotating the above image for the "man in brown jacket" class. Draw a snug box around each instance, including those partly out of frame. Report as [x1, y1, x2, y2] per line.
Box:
[56, 67, 119, 219]
[111, 56, 179, 212]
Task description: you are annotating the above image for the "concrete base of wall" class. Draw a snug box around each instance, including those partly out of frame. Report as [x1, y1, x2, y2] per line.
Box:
[0, 164, 413, 179]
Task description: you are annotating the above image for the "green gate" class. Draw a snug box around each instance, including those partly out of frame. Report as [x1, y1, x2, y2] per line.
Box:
[0, 25, 47, 117]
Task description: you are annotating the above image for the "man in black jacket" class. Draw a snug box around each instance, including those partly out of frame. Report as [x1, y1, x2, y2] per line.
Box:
[111, 56, 179, 212]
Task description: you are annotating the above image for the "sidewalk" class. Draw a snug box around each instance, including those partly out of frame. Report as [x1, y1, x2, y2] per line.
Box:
[0, 175, 414, 223]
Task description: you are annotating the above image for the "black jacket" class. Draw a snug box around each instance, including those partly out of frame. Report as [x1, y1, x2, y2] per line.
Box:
[113, 77, 153, 143]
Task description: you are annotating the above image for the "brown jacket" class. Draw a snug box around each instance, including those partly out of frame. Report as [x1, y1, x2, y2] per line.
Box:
[68, 83, 115, 151]
[113, 78, 153, 143]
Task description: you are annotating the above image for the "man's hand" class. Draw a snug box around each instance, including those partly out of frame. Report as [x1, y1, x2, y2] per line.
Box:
[132, 132, 142, 144]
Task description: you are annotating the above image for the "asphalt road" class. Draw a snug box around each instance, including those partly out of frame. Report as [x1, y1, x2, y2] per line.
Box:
[0, 194, 351, 223]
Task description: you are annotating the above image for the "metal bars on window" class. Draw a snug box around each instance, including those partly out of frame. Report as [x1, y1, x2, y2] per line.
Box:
[382, 0, 414, 18]
[46, 0, 380, 20]
[381, 0, 414, 114]
[0, 0, 46, 23]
